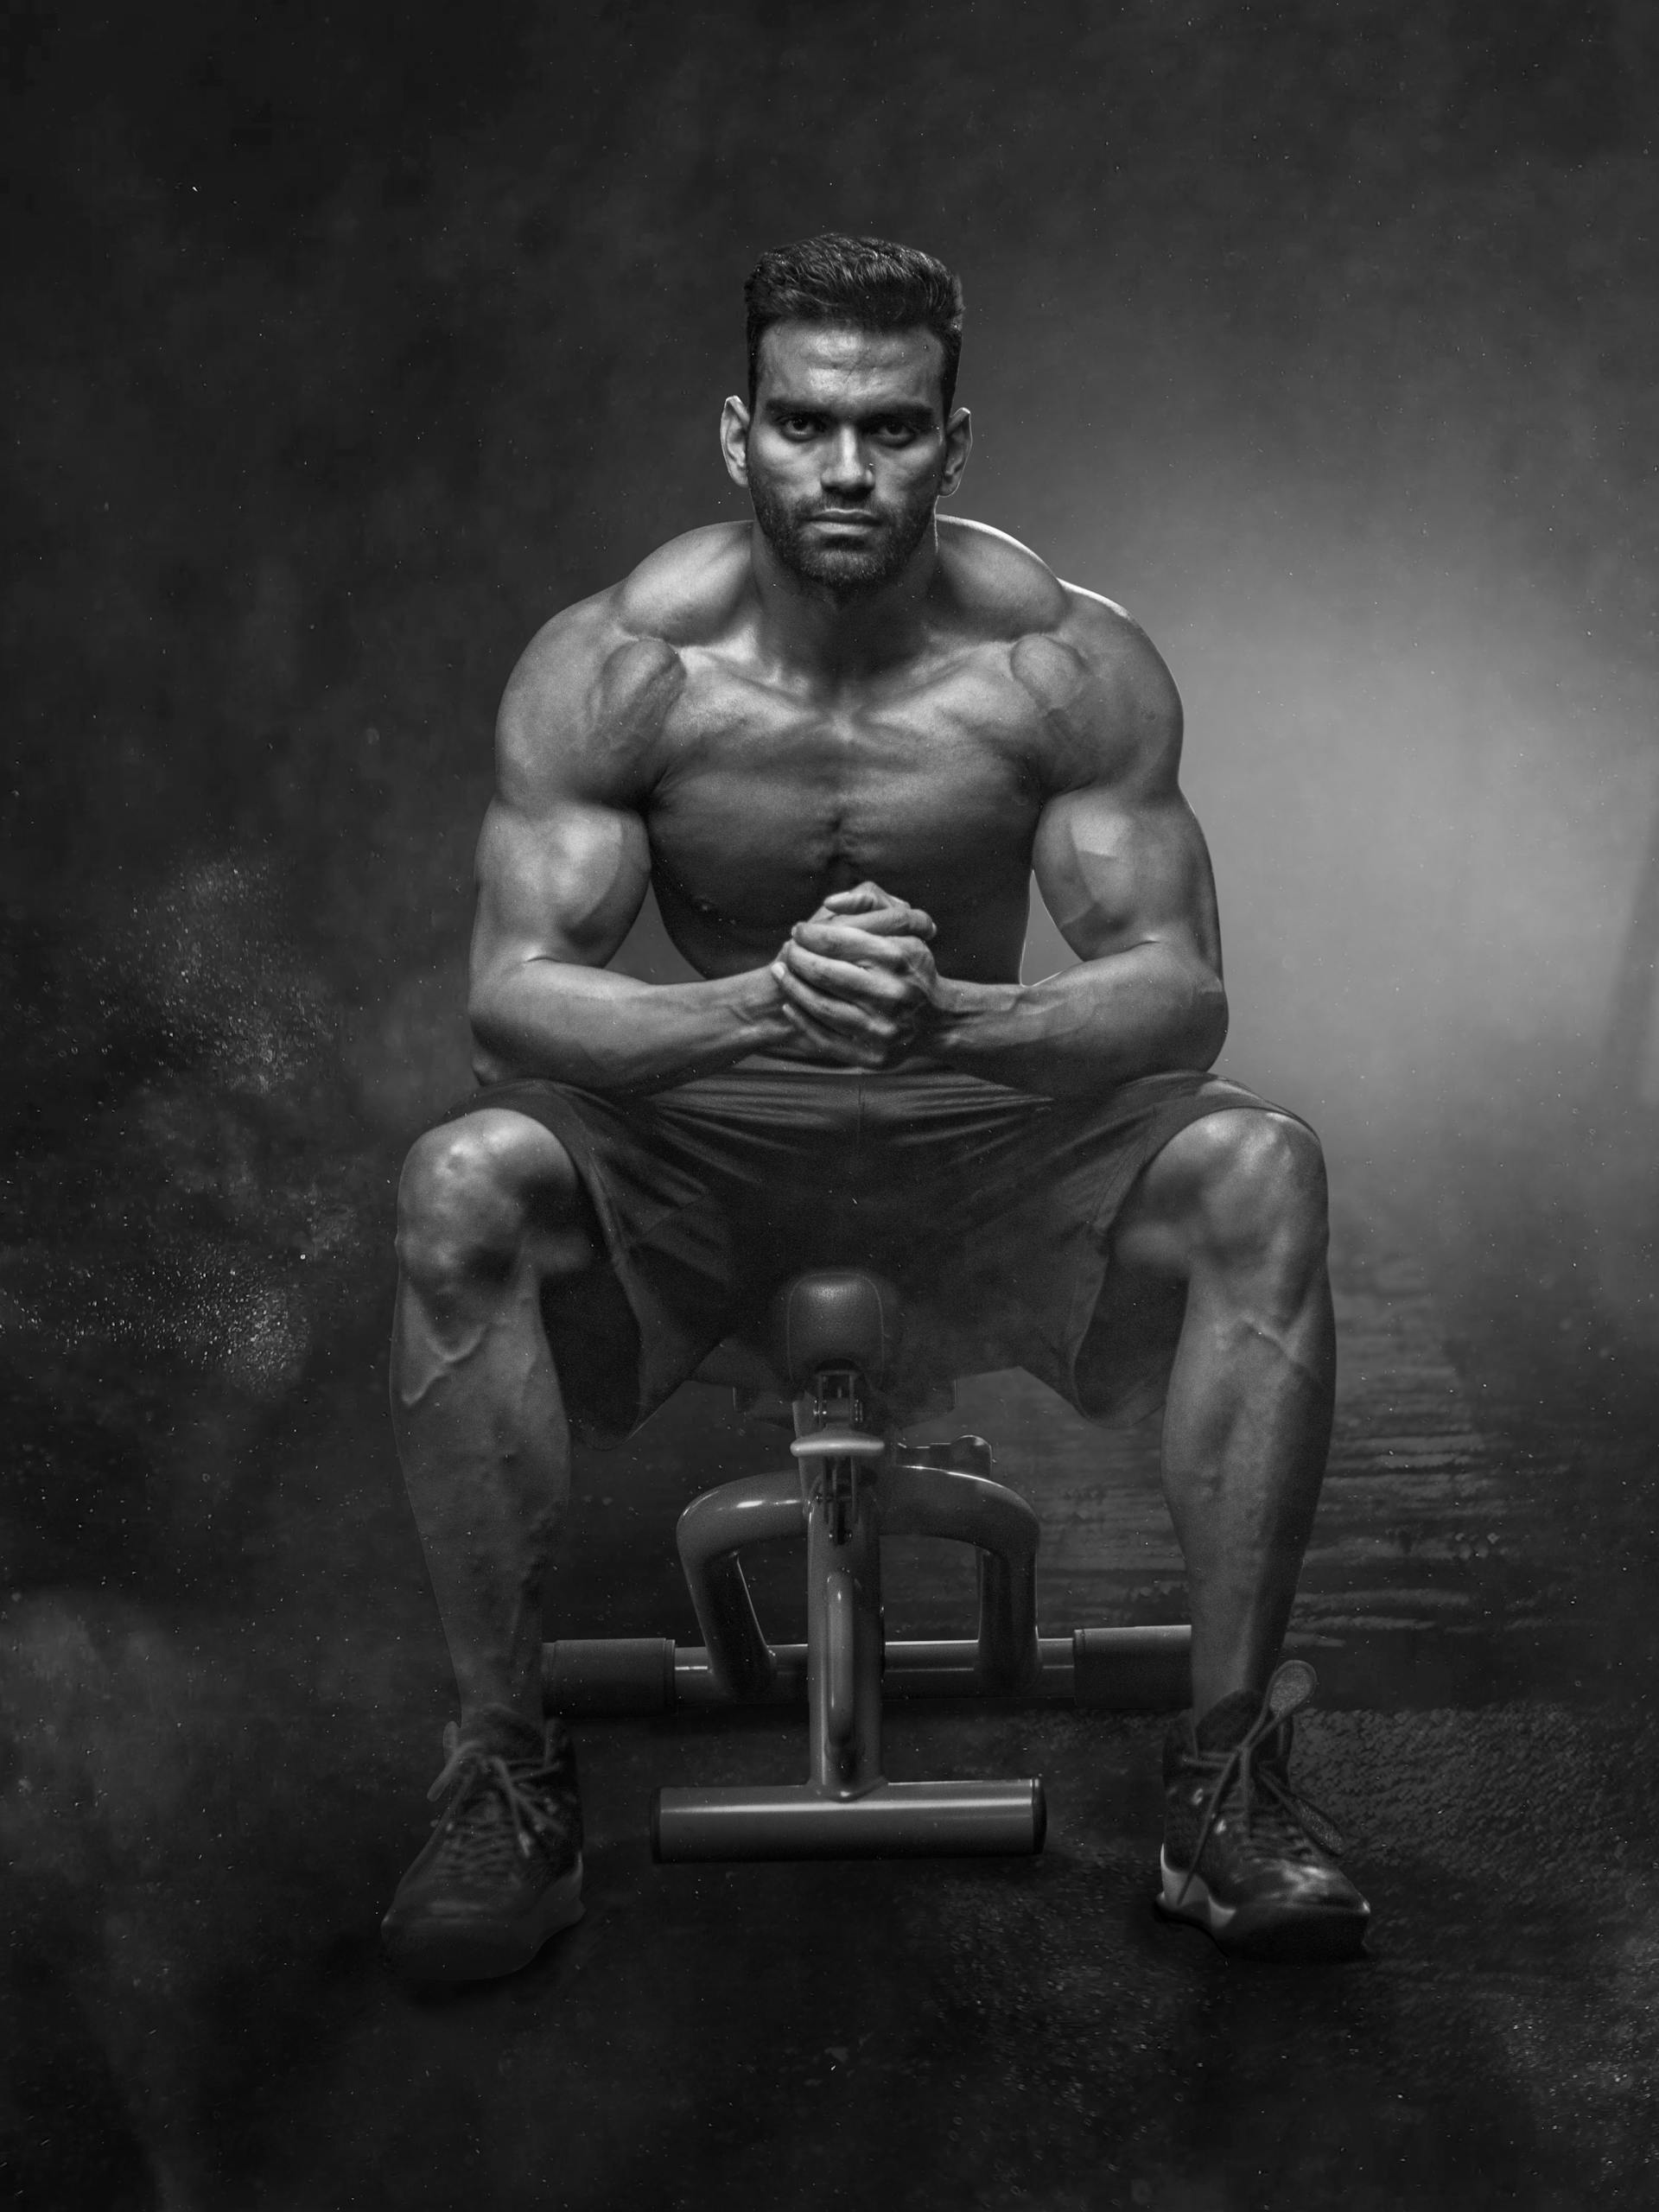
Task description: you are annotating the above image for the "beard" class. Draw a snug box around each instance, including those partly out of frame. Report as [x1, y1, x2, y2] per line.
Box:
[749, 474, 938, 597]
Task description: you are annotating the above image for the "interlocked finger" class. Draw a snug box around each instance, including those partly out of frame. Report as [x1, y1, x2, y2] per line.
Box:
[813, 887, 937, 940]
[790, 919, 927, 973]
[774, 961, 903, 1040]
[782, 941, 915, 1008]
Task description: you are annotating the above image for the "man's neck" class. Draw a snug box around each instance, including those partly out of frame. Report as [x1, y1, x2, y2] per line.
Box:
[747, 521, 943, 682]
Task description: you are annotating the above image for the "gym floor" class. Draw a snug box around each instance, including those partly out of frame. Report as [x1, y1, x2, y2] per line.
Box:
[9, 1141, 1659, 2211]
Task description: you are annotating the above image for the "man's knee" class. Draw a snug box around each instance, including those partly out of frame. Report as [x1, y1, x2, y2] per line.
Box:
[397, 1110, 584, 1292]
[1167, 1110, 1329, 1279]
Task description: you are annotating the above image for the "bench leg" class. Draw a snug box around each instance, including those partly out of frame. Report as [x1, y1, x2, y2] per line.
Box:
[652, 1454, 1046, 1861]
[651, 1777, 1046, 1860]
[806, 1464, 882, 1795]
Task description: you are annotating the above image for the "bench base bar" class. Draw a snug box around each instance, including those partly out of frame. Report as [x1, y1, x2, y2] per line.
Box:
[651, 1777, 1046, 1861]
[543, 1625, 1191, 1717]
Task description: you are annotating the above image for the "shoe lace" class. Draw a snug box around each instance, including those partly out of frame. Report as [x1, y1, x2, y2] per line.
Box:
[1173, 1659, 1346, 1910]
[425, 1726, 569, 1876]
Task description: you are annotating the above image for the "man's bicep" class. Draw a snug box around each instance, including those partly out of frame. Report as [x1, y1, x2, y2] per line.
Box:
[472, 793, 652, 975]
[1032, 782, 1223, 971]
[474, 601, 664, 975]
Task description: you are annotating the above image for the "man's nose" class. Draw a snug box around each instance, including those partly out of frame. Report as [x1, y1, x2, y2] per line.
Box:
[821, 428, 874, 494]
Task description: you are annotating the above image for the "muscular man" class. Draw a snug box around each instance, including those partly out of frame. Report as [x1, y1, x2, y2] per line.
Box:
[380, 234, 1369, 1981]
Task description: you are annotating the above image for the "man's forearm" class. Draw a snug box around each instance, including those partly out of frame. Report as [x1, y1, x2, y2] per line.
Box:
[928, 944, 1228, 1096]
[469, 957, 794, 1091]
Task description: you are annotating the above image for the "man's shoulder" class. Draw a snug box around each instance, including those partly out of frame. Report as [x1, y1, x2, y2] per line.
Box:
[938, 517, 1073, 638]
[497, 525, 750, 789]
[512, 524, 747, 685]
[614, 520, 752, 644]
[941, 519, 1181, 785]
[940, 517, 1170, 691]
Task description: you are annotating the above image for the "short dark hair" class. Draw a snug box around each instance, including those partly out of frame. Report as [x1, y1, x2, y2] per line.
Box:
[745, 233, 965, 418]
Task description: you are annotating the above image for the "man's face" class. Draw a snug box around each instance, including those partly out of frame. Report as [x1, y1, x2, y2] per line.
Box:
[725, 321, 968, 595]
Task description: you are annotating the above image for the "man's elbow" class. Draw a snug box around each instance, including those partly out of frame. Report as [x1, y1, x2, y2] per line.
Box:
[1181, 969, 1229, 1069]
[467, 961, 532, 1080]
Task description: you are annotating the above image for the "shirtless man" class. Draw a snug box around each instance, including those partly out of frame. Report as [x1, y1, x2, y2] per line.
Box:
[380, 234, 1369, 1982]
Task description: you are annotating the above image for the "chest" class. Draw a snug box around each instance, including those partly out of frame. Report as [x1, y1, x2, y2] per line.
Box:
[645, 655, 1046, 923]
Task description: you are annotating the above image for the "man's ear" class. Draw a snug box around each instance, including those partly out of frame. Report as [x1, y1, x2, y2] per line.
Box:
[720, 395, 752, 489]
[938, 406, 972, 499]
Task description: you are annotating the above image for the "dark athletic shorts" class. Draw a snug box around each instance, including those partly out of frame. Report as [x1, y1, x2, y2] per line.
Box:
[442, 1057, 1293, 1447]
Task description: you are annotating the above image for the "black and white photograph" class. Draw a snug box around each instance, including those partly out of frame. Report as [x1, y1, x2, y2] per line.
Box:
[5, 4, 1658, 2206]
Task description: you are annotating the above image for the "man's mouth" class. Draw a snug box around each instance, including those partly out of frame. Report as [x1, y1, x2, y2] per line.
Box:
[811, 510, 880, 527]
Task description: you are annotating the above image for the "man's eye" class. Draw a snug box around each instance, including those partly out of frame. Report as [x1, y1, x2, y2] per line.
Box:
[782, 416, 822, 435]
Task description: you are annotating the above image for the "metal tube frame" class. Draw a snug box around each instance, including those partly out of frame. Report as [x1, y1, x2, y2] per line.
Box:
[543, 1624, 1193, 1716]
[547, 1361, 1188, 1862]
[652, 1423, 1049, 1861]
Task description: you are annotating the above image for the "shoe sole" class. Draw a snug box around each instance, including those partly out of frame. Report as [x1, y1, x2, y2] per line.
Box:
[383, 1858, 585, 1986]
[1154, 1850, 1369, 1961]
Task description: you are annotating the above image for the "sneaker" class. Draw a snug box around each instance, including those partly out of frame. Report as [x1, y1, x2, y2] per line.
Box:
[1155, 1659, 1370, 1961]
[381, 1712, 585, 1984]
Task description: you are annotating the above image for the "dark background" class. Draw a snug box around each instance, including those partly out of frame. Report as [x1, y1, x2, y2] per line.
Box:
[7, 3, 1659, 2207]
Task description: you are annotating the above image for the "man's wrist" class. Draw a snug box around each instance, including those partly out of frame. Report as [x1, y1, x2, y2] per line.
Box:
[726, 960, 798, 1051]
[925, 974, 1026, 1055]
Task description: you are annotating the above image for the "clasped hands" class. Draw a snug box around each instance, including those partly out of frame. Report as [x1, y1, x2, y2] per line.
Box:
[769, 880, 944, 1070]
